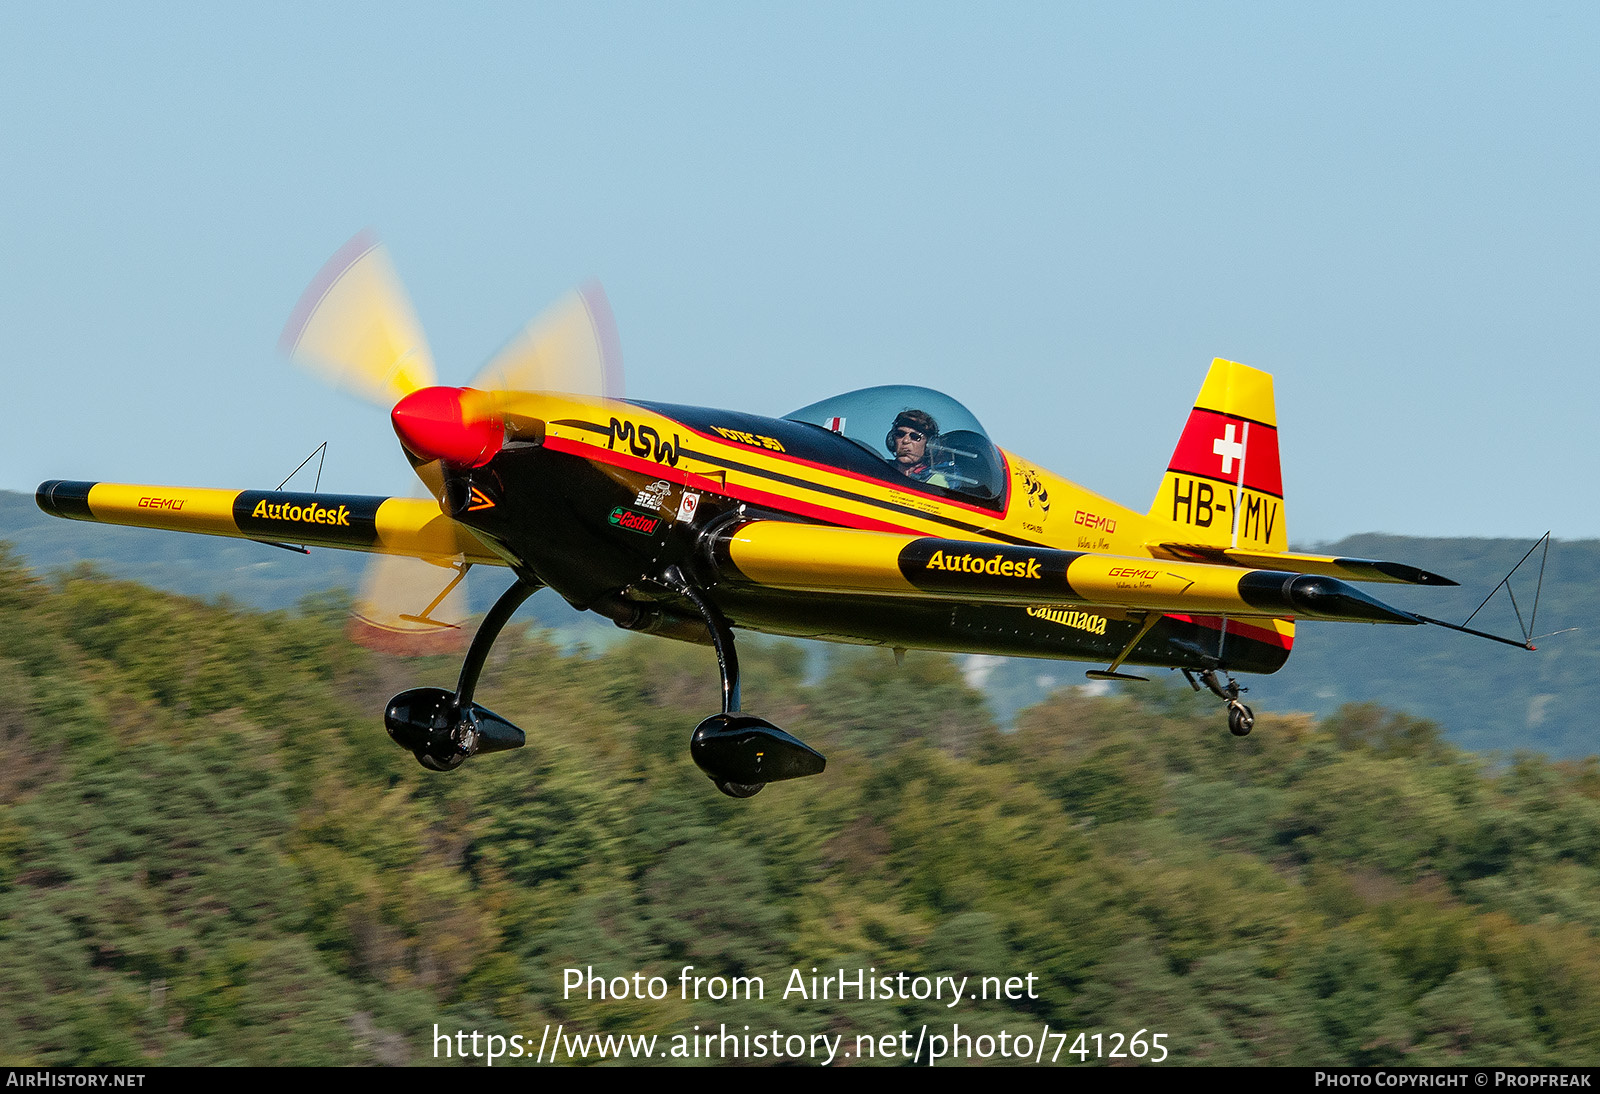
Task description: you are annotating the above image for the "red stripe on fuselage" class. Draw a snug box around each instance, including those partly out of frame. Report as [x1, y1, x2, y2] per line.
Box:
[1166, 613, 1294, 650]
[541, 434, 927, 535]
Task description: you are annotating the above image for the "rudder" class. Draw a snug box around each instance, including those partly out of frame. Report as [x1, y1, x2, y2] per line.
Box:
[1149, 358, 1286, 552]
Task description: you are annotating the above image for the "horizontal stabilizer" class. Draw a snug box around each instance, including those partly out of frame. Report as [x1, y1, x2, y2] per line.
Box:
[1155, 543, 1458, 586]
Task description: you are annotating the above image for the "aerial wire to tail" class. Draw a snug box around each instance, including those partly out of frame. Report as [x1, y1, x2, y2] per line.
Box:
[275, 441, 328, 493]
[1410, 532, 1554, 651]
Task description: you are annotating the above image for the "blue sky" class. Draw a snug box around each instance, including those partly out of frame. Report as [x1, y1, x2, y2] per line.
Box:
[3, 3, 1595, 543]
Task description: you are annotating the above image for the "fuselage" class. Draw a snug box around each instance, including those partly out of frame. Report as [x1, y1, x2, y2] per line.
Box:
[440, 391, 1294, 674]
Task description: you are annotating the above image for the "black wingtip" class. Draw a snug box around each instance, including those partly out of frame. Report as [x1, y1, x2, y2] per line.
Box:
[36, 480, 95, 520]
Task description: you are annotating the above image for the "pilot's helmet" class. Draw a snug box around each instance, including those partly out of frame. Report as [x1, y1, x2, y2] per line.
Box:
[885, 409, 939, 455]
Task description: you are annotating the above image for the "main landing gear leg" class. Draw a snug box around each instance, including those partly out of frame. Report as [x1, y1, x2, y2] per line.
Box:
[663, 565, 826, 798]
[1184, 668, 1256, 737]
[384, 578, 540, 770]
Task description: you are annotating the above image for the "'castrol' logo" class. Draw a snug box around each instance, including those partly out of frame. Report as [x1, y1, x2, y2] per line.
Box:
[609, 507, 661, 535]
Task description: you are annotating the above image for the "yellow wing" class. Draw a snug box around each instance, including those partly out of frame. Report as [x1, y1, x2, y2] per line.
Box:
[37, 480, 507, 654]
[709, 520, 1420, 625]
[36, 480, 499, 563]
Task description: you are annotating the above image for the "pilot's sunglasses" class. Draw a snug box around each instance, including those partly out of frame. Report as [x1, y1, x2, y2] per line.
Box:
[893, 428, 925, 442]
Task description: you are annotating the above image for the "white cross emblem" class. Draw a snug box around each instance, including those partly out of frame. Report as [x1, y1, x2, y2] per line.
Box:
[1213, 423, 1245, 474]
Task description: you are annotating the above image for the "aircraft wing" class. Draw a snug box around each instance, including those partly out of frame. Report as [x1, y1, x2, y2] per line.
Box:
[1152, 542, 1457, 585]
[35, 480, 504, 565]
[710, 520, 1421, 625]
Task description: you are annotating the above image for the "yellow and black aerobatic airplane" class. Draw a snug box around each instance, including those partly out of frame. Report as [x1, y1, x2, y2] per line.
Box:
[35, 234, 1536, 797]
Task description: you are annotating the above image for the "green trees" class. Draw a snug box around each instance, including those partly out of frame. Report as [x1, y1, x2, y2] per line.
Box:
[4, 548, 1600, 1065]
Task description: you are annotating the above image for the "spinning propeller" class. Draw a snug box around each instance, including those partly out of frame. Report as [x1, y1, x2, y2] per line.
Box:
[278, 230, 623, 650]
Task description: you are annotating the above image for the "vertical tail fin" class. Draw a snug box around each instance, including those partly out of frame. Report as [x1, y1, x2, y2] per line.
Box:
[1149, 358, 1287, 552]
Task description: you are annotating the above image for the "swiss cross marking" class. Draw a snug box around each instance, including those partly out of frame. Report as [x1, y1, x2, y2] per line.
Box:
[1213, 423, 1245, 474]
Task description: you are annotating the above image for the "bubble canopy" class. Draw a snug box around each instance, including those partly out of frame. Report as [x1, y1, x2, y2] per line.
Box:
[784, 384, 1006, 503]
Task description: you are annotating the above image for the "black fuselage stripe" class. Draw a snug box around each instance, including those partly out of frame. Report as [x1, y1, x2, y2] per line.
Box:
[561, 419, 1043, 547]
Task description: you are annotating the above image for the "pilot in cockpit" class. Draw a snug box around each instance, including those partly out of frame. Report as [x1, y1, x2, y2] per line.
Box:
[887, 409, 948, 486]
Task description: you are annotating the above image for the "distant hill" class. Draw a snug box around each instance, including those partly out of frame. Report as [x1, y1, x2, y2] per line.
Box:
[2, 490, 1588, 754]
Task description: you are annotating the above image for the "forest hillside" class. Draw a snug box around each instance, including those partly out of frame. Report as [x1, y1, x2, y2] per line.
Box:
[2, 547, 1598, 1065]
